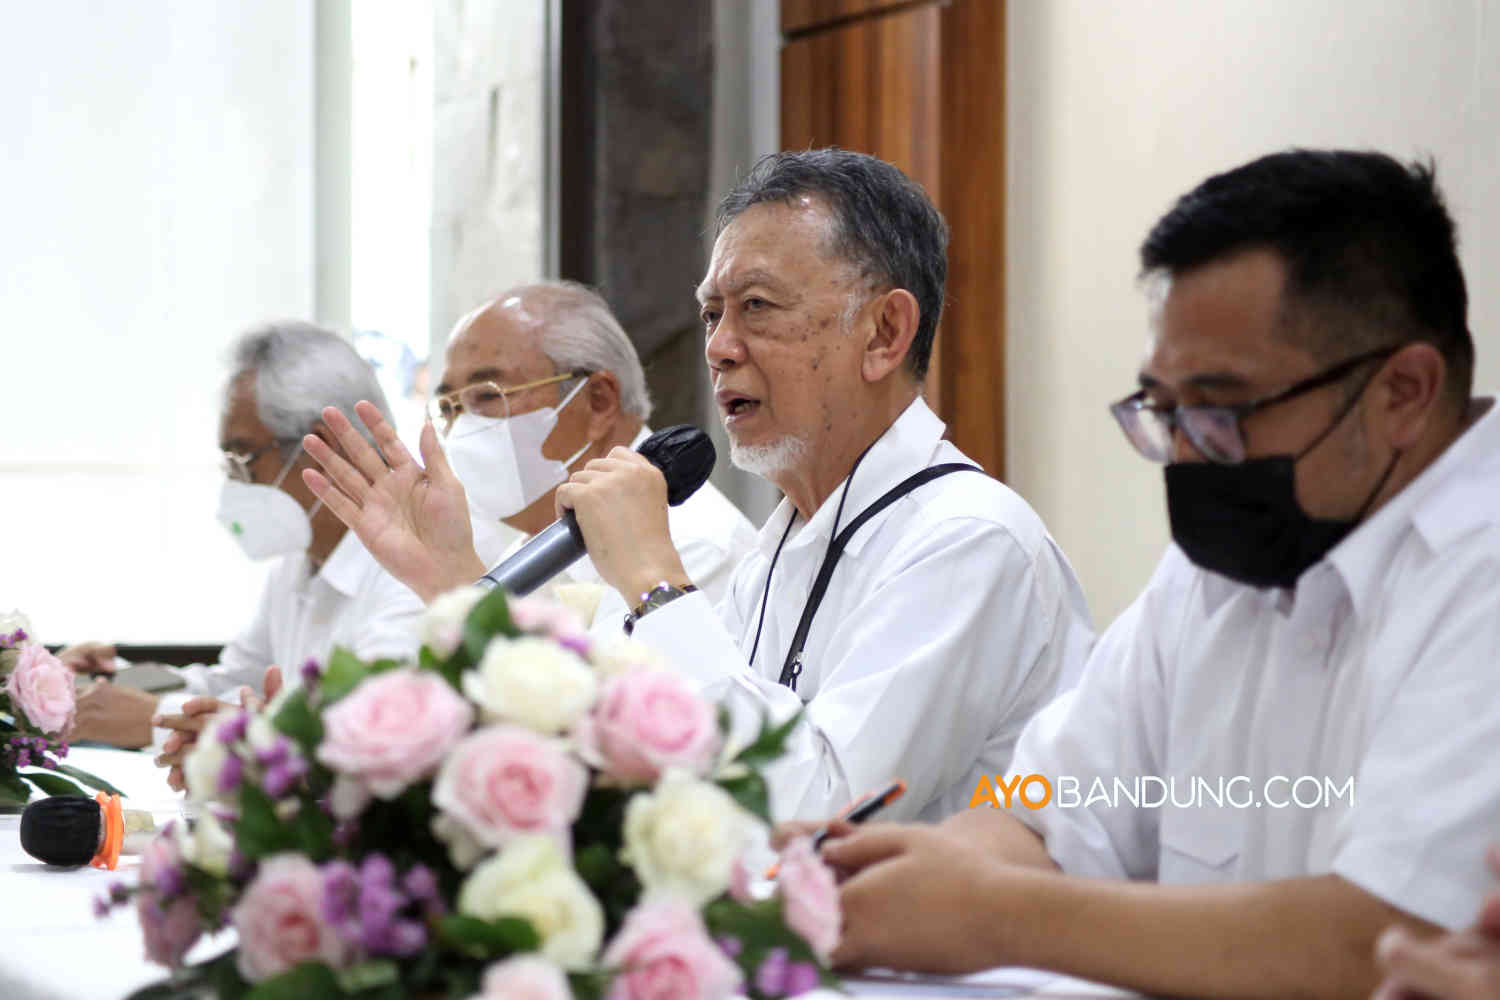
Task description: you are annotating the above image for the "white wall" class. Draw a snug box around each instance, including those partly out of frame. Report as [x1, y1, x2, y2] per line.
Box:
[1006, 0, 1500, 630]
[0, 3, 314, 643]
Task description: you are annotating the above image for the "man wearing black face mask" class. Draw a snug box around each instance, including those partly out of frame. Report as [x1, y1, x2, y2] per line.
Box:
[801, 151, 1499, 998]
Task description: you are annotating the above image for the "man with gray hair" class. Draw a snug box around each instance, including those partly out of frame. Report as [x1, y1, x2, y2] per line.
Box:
[302, 151, 1093, 823]
[68, 322, 425, 772]
[429, 281, 756, 624]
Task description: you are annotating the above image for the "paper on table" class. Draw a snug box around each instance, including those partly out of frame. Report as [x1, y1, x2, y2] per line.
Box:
[837, 967, 1065, 997]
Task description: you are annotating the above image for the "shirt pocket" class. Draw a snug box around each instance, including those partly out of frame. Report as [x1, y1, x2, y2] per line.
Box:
[1158, 809, 1242, 884]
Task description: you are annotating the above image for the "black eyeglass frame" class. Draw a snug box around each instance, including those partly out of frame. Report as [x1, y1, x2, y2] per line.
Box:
[1109, 344, 1399, 465]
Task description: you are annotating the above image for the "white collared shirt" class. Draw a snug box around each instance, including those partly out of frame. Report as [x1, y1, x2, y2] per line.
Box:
[1010, 396, 1500, 931]
[167, 530, 425, 703]
[473, 426, 759, 634]
[635, 397, 1096, 822]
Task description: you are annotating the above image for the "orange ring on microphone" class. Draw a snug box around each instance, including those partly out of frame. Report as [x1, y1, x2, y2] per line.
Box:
[90, 792, 124, 871]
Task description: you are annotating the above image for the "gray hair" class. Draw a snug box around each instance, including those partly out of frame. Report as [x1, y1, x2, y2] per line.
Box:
[226, 320, 393, 453]
[505, 281, 654, 420]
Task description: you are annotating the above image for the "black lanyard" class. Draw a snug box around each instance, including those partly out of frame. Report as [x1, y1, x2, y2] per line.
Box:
[747, 462, 983, 693]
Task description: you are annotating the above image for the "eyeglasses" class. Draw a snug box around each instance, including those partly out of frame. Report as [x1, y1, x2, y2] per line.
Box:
[427, 370, 589, 431]
[1109, 345, 1398, 465]
[220, 444, 280, 482]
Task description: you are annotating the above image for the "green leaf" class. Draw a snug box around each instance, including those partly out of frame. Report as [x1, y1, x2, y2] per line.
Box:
[732, 710, 805, 770]
[233, 783, 294, 859]
[335, 959, 399, 993]
[462, 587, 520, 664]
[20, 769, 87, 797]
[245, 961, 343, 1000]
[286, 799, 335, 860]
[270, 690, 323, 756]
[717, 770, 771, 824]
[319, 647, 373, 705]
[437, 914, 541, 959]
[0, 769, 33, 806]
[54, 762, 126, 797]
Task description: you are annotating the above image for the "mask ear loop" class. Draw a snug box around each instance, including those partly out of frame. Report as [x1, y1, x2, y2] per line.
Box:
[554, 375, 595, 470]
[269, 440, 325, 520]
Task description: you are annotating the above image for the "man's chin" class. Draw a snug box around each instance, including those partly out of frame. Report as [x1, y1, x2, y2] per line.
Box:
[728, 435, 808, 478]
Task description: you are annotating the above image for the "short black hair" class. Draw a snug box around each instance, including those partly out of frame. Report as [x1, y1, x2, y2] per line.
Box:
[1141, 149, 1473, 403]
[715, 148, 950, 381]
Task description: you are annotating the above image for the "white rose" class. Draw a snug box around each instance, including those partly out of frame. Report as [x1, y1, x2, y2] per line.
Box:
[177, 810, 234, 876]
[424, 586, 489, 658]
[549, 582, 605, 628]
[0, 609, 35, 640]
[182, 714, 234, 804]
[621, 769, 760, 907]
[462, 637, 597, 734]
[457, 835, 604, 969]
[587, 635, 668, 679]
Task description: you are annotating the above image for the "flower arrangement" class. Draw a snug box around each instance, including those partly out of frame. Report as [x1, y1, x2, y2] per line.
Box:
[109, 588, 841, 999]
[0, 610, 123, 806]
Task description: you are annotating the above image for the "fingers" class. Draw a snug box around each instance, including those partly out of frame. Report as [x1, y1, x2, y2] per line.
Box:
[821, 824, 916, 874]
[1374, 925, 1486, 998]
[182, 696, 222, 716]
[771, 820, 826, 851]
[302, 467, 369, 535]
[152, 711, 212, 734]
[416, 420, 453, 482]
[166, 765, 185, 792]
[303, 432, 372, 508]
[355, 400, 415, 471]
[264, 665, 284, 702]
[315, 405, 390, 488]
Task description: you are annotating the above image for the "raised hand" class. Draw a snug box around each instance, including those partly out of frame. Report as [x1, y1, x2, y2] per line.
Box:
[301, 401, 486, 602]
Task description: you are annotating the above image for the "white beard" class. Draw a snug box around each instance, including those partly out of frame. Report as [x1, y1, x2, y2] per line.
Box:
[728, 434, 809, 478]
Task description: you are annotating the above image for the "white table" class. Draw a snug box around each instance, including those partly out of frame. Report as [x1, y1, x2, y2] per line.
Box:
[0, 748, 1136, 1000]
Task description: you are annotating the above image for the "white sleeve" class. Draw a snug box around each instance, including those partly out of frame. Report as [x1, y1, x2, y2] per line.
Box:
[341, 578, 425, 664]
[634, 519, 1070, 823]
[1007, 553, 1181, 880]
[1331, 556, 1500, 930]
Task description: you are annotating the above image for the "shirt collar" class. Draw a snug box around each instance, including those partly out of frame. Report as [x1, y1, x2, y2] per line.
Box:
[316, 530, 368, 597]
[1327, 394, 1498, 620]
[754, 397, 948, 559]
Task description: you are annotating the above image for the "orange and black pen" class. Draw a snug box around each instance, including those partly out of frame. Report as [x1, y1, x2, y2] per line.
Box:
[767, 779, 907, 878]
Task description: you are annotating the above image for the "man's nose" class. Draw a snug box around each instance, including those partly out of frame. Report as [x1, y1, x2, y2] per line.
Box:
[705, 319, 746, 370]
[1170, 425, 1206, 463]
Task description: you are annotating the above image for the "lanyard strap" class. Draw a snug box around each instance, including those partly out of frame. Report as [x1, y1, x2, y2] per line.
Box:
[777, 462, 983, 691]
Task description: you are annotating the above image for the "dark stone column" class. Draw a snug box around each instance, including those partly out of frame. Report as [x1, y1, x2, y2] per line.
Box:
[560, 0, 714, 433]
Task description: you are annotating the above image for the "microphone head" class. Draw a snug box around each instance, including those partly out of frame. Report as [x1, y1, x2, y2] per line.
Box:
[20, 796, 101, 867]
[637, 425, 716, 506]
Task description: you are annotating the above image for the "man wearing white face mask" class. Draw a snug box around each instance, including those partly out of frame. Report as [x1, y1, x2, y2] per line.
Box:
[432, 282, 756, 627]
[69, 323, 425, 767]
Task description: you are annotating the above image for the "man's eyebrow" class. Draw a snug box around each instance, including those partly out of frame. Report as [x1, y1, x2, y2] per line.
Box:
[1137, 371, 1254, 393]
[436, 367, 516, 394]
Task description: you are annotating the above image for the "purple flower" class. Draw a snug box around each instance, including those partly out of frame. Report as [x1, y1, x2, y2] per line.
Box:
[321, 860, 361, 930]
[216, 753, 244, 795]
[227, 849, 255, 883]
[153, 864, 187, 902]
[558, 633, 592, 659]
[93, 895, 111, 919]
[301, 658, 322, 687]
[110, 881, 130, 903]
[784, 961, 821, 996]
[755, 947, 791, 997]
[359, 853, 395, 887]
[263, 756, 308, 798]
[717, 935, 743, 957]
[218, 711, 250, 746]
[254, 739, 289, 769]
[402, 864, 437, 902]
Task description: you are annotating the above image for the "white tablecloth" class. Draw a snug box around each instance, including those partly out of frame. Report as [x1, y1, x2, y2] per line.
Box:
[0, 749, 1136, 1000]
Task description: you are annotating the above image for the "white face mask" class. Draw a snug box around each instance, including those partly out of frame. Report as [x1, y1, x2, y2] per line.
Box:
[443, 378, 591, 522]
[215, 444, 323, 561]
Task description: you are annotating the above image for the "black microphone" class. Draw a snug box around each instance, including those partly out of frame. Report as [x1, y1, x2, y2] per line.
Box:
[481, 425, 715, 596]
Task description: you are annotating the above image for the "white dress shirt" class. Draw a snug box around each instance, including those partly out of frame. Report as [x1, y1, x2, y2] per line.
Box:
[473, 427, 759, 634]
[634, 397, 1096, 823]
[158, 530, 425, 716]
[1010, 396, 1500, 931]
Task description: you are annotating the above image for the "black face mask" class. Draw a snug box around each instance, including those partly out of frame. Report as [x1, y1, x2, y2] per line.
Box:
[1165, 422, 1399, 591]
[1166, 457, 1361, 589]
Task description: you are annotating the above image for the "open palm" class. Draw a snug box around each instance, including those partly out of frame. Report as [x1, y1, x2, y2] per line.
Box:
[302, 401, 485, 602]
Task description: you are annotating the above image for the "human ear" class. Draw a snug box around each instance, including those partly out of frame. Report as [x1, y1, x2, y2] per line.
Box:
[861, 289, 921, 384]
[1369, 342, 1447, 451]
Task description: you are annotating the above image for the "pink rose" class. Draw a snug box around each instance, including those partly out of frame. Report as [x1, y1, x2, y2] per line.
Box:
[575, 671, 719, 784]
[316, 669, 473, 800]
[136, 833, 201, 967]
[6, 644, 75, 736]
[602, 898, 743, 1000]
[432, 725, 588, 867]
[472, 955, 572, 1000]
[509, 595, 587, 640]
[233, 853, 354, 982]
[776, 837, 841, 964]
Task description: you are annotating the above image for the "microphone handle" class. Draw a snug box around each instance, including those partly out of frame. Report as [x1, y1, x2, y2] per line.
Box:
[487, 512, 588, 597]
